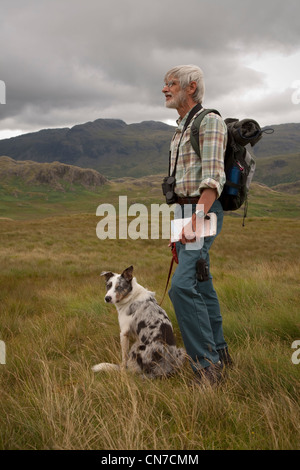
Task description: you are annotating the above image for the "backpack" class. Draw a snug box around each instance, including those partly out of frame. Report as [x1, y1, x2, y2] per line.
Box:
[190, 109, 273, 225]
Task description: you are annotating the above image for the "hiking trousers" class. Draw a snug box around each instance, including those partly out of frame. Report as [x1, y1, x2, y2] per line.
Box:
[169, 199, 227, 370]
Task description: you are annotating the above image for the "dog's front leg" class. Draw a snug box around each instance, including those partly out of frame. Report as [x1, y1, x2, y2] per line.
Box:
[120, 332, 130, 370]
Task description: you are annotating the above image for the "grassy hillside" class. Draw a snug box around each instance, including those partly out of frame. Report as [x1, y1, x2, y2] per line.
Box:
[0, 163, 299, 450]
[1, 161, 300, 221]
[253, 152, 300, 187]
[0, 213, 299, 450]
[0, 156, 108, 219]
[0, 156, 107, 188]
[254, 122, 300, 157]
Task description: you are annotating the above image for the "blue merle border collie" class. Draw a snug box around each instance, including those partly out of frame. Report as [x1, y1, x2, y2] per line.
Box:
[92, 266, 185, 378]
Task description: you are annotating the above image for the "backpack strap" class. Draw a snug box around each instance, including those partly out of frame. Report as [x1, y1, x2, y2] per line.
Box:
[169, 103, 203, 177]
[190, 108, 221, 157]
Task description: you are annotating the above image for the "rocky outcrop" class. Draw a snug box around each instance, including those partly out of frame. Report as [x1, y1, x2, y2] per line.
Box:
[0, 156, 107, 191]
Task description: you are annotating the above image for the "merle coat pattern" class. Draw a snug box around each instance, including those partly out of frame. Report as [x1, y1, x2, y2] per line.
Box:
[92, 266, 185, 378]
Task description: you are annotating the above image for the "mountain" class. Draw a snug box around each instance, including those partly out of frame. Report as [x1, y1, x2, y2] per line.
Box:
[0, 119, 174, 178]
[0, 118, 299, 182]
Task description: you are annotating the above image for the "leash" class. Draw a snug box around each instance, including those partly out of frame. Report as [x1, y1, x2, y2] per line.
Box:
[159, 256, 175, 306]
[159, 243, 178, 306]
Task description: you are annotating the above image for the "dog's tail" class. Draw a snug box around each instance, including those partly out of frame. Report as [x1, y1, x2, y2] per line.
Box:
[92, 363, 120, 372]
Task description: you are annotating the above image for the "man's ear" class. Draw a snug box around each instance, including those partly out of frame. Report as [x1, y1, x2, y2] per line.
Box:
[121, 266, 133, 282]
[100, 271, 114, 281]
[187, 80, 197, 96]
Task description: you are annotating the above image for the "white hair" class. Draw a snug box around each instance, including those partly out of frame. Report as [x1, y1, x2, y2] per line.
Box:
[164, 64, 205, 103]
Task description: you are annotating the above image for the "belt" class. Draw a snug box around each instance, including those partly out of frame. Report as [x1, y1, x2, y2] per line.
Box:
[177, 196, 200, 205]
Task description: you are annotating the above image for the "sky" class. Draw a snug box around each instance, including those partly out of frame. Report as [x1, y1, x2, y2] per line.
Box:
[0, 0, 300, 140]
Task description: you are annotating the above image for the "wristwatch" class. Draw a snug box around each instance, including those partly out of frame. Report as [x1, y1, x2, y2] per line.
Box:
[195, 209, 205, 219]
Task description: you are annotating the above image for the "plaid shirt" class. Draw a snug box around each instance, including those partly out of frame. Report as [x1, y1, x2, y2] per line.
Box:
[170, 109, 227, 198]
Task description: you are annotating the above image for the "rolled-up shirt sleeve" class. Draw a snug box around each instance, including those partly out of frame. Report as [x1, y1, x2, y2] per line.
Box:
[199, 113, 227, 198]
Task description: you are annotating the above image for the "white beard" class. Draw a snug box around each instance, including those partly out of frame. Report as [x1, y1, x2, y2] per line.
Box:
[165, 89, 186, 109]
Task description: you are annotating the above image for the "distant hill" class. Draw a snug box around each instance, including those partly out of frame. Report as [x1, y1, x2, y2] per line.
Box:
[253, 152, 300, 187]
[255, 123, 300, 157]
[0, 156, 107, 191]
[0, 119, 174, 178]
[0, 118, 299, 183]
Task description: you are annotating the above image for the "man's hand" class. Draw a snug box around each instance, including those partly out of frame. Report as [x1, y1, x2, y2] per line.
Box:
[179, 212, 198, 244]
[178, 188, 218, 244]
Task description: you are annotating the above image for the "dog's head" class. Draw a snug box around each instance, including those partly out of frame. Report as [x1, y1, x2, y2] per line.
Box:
[100, 266, 133, 304]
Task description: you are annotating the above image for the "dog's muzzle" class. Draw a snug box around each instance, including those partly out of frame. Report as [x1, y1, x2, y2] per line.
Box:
[105, 296, 112, 303]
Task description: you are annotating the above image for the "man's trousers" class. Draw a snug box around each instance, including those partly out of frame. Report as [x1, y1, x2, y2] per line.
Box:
[169, 199, 227, 370]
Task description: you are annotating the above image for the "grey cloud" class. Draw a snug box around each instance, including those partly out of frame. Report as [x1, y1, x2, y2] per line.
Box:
[0, 0, 299, 134]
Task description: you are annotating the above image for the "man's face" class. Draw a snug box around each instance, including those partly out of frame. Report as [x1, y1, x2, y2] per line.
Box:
[162, 77, 186, 110]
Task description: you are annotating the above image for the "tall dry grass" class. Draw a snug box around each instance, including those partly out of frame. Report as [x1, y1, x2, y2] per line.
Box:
[0, 215, 299, 449]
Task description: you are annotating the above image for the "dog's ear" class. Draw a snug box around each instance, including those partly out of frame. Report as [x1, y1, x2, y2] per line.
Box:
[121, 265, 133, 282]
[100, 271, 114, 282]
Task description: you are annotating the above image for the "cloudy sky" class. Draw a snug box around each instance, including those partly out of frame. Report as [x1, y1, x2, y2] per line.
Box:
[1, 0, 299, 139]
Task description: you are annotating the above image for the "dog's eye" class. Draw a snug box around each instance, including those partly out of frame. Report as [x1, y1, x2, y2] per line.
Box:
[106, 282, 112, 291]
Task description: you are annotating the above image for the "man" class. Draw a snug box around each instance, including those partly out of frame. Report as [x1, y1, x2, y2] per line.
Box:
[162, 65, 232, 385]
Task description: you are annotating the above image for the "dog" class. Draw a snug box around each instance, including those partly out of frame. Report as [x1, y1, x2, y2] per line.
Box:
[92, 265, 185, 378]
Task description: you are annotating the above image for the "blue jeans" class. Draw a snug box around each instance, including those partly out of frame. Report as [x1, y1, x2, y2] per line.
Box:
[169, 200, 227, 370]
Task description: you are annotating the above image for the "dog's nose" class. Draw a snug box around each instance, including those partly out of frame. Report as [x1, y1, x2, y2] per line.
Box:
[105, 296, 112, 303]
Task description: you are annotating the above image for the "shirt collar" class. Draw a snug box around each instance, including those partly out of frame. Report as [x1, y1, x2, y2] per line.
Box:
[176, 104, 203, 128]
[176, 112, 188, 128]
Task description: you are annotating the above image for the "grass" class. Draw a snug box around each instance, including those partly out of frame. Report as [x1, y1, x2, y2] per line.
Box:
[1, 171, 300, 220]
[0, 209, 299, 450]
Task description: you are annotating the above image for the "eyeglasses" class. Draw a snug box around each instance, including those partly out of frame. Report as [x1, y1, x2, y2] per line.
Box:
[163, 80, 177, 88]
